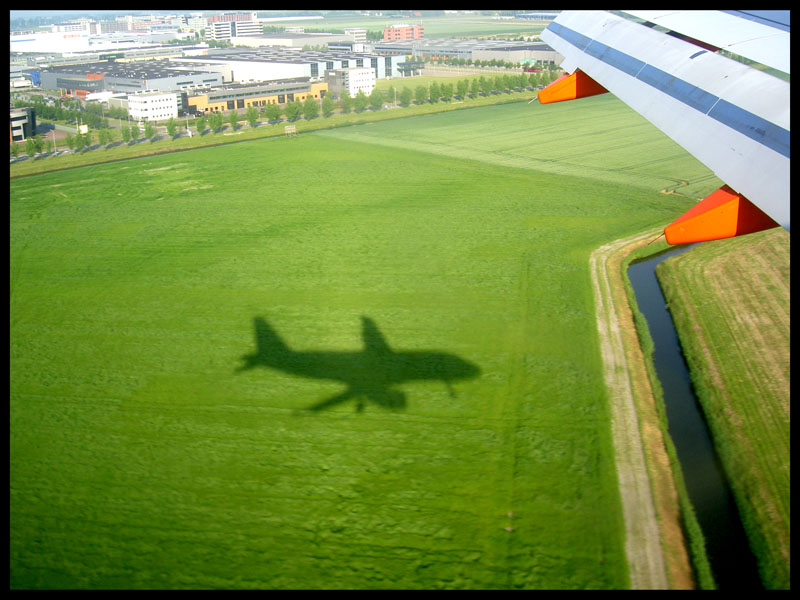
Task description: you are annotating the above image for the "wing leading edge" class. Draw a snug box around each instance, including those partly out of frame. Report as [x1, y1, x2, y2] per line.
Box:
[539, 10, 789, 244]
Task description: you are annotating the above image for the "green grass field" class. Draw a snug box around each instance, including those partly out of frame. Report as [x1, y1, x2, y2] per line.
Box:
[11, 98, 706, 589]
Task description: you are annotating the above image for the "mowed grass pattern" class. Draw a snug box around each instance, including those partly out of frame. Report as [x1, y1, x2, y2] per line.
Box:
[11, 103, 695, 589]
[316, 95, 722, 199]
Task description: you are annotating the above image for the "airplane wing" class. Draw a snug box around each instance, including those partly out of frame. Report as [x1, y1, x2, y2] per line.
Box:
[538, 10, 789, 244]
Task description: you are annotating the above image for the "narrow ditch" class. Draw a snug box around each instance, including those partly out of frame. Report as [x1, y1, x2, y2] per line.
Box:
[627, 246, 762, 589]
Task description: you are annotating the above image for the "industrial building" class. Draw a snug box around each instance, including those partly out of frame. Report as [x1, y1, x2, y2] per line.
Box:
[366, 38, 561, 66]
[34, 60, 223, 99]
[9, 29, 193, 54]
[184, 78, 328, 114]
[171, 47, 408, 82]
[229, 32, 359, 49]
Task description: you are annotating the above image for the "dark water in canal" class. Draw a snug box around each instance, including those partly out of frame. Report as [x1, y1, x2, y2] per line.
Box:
[627, 246, 762, 589]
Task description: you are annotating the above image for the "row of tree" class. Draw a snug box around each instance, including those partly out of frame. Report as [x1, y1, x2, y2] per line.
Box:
[12, 96, 129, 129]
[424, 56, 555, 70]
[12, 74, 556, 159]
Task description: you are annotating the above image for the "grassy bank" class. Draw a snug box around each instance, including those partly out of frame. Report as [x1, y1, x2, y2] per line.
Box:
[655, 229, 790, 589]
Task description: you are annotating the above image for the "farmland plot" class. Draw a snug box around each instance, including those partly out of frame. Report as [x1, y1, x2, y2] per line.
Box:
[11, 106, 694, 588]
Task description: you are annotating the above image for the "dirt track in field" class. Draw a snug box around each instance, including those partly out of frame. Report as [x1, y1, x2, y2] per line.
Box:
[590, 230, 690, 590]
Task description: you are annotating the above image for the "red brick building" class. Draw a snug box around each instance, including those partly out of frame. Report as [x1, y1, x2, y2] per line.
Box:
[383, 24, 424, 41]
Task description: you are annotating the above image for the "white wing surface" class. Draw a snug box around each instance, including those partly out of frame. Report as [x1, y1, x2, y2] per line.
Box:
[621, 10, 790, 75]
[540, 10, 790, 233]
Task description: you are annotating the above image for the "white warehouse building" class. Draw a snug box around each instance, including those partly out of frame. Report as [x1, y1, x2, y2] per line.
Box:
[127, 91, 178, 122]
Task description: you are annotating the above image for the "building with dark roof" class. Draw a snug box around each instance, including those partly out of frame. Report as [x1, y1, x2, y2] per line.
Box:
[35, 60, 223, 98]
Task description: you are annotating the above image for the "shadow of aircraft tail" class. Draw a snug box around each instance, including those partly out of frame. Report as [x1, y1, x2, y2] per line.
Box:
[236, 317, 289, 372]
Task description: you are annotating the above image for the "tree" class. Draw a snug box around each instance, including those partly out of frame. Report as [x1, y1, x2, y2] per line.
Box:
[284, 100, 302, 121]
[470, 79, 480, 96]
[11, 142, 20, 158]
[145, 121, 156, 141]
[368, 88, 383, 110]
[353, 89, 368, 112]
[245, 106, 259, 128]
[415, 85, 428, 104]
[82, 129, 93, 148]
[97, 128, 110, 146]
[303, 95, 319, 119]
[209, 112, 223, 132]
[429, 82, 440, 103]
[166, 117, 178, 138]
[196, 116, 207, 134]
[120, 126, 131, 144]
[264, 103, 282, 124]
[386, 85, 397, 106]
[129, 122, 140, 142]
[25, 136, 37, 157]
[457, 79, 469, 98]
[74, 133, 86, 152]
[441, 82, 453, 101]
[399, 87, 413, 107]
[339, 90, 353, 113]
[321, 94, 335, 117]
[228, 110, 239, 131]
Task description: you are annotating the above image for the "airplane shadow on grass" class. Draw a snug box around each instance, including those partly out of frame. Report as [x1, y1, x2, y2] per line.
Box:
[235, 316, 481, 412]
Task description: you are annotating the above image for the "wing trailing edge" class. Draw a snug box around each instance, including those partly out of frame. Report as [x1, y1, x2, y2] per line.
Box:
[538, 10, 789, 244]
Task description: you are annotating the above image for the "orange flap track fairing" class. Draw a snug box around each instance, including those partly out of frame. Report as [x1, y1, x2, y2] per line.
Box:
[664, 185, 780, 245]
[537, 70, 609, 104]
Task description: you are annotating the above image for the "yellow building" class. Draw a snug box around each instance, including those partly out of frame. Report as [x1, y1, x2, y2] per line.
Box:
[186, 78, 328, 114]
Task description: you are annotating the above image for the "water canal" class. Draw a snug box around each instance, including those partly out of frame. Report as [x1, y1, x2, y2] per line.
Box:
[627, 245, 762, 589]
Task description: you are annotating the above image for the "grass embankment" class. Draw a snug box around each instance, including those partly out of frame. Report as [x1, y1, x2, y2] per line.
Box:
[11, 98, 699, 588]
[655, 229, 790, 589]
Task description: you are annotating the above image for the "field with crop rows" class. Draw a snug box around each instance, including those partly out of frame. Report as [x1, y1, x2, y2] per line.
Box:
[11, 99, 702, 589]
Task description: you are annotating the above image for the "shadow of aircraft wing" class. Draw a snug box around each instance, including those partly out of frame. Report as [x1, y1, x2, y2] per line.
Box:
[308, 388, 359, 412]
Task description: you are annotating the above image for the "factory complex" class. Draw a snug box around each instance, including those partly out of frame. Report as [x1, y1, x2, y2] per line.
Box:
[12, 13, 560, 129]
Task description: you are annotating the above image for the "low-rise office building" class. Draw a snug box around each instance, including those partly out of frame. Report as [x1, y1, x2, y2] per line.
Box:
[10, 106, 36, 142]
[384, 24, 424, 41]
[185, 78, 328, 114]
[324, 67, 375, 98]
[127, 91, 178, 122]
[207, 20, 262, 41]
